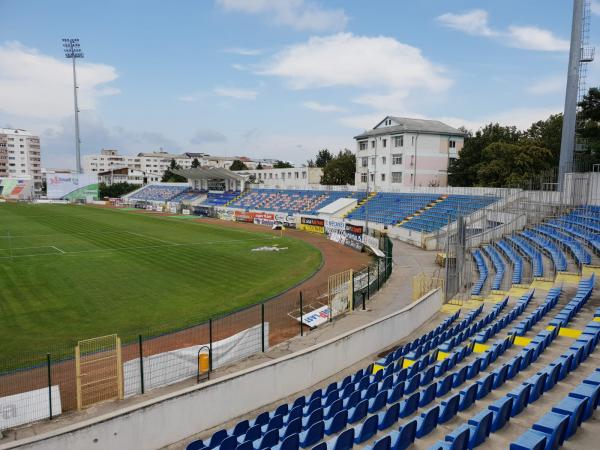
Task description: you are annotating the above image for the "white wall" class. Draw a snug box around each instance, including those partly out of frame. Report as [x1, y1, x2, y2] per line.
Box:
[0, 289, 443, 450]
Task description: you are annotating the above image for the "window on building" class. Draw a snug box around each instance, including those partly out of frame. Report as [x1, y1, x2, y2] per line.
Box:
[392, 172, 403, 183]
[361, 157, 368, 168]
[371, 140, 376, 148]
[381, 156, 386, 165]
[302, 172, 307, 179]
[370, 173, 374, 182]
[361, 173, 367, 183]
[359, 141, 367, 151]
[382, 139, 387, 148]
[411, 136, 415, 145]
[381, 174, 386, 182]
[449, 140, 456, 148]
[370, 157, 375, 166]
[392, 154, 403, 165]
[394, 136, 403, 147]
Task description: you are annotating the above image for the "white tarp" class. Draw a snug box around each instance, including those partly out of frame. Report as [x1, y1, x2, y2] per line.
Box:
[317, 198, 357, 215]
[0, 386, 61, 431]
[123, 323, 268, 397]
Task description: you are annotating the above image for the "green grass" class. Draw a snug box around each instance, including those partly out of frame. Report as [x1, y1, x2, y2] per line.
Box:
[0, 203, 322, 360]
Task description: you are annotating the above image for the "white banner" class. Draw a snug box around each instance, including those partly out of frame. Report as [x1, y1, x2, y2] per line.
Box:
[0, 386, 61, 431]
[297, 305, 330, 328]
[46, 174, 97, 200]
[123, 323, 268, 397]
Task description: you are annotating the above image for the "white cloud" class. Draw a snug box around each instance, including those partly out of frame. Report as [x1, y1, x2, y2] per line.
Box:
[526, 76, 565, 95]
[224, 47, 263, 56]
[592, 1, 600, 16]
[0, 41, 119, 120]
[302, 101, 346, 113]
[437, 9, 496, 37]
[261, 33, 451, 93]
[213, 86, 258, 100]
[437, 10, 569, 52]
[506, 26, 569, 52]
[216, 0, 348, 32]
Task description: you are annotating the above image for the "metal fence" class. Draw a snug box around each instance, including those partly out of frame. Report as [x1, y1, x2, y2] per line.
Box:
[0, 243, 392, 431]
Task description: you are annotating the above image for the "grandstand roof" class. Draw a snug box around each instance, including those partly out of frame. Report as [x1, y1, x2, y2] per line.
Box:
[172, 167, 245, 181]
[354, 116, 466, 139]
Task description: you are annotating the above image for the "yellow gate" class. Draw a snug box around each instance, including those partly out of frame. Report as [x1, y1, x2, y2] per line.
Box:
[328, 269, 354, 319]
[75, 334, 123, 410]
[412, 272, 445, 301]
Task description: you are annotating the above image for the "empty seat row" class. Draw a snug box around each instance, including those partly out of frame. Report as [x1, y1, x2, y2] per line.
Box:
[496, 239, 523, 284]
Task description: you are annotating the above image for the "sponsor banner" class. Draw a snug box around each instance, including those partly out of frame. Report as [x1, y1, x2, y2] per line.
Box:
[297, 305, 330, 328]
[47, 174, 98, 200]
[345, 223, 364, 236]
[363, 235, 380, 249]
[234, 211, 255, 223]
[254, 218, 275, 227]
[300, 224, 325, 234]
[324, 219, 346, 233]
[216, 208, 235, 221]
[182, 209, 191, 215]
[170, 207, 177, 214]
[123, 324, 267, 397]
[0, 386, 61, 431]
[253, 212, 276, 227]
[344, 237, 364, 252]
[146, 205, 153, 211]
[301, 217, 324, 227]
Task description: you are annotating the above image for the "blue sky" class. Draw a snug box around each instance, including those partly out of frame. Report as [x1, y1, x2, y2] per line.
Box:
[1, 0, 600, 168]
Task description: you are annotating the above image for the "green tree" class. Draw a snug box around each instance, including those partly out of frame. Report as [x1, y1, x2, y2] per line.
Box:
[315, 149, 333, 168]
[273, 160, 293, 168]
[476, 142, 553, 187]
[191, 158, 201, 168]
[99, 182, 140, 198]
[320, 149, 356, 185]
[448, 123, 521, 186]
[230, 159, 249, 171]
[524, 114, 563, 165]
[161, 159, 187, 182]
[576, 87, 600, 167]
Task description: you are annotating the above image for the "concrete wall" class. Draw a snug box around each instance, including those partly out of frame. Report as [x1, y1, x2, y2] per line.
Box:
[0, 289, 443, 450]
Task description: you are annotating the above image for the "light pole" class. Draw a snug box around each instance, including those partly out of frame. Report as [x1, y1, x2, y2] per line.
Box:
[62, 38, 84, 174]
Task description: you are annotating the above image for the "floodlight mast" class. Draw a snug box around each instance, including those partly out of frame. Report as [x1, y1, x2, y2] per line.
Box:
[62, 38, 84, 174]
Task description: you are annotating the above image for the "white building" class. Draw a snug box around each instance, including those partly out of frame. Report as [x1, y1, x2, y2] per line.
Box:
[354, 117, 465, 190]
[83, 149, 252, 176]
[97, 167, 160, 185]
[239, 167, 323, 189]
[0, 128, 42, 191]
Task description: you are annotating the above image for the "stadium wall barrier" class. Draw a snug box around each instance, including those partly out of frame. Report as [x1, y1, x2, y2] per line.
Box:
[0, 288, 443, 450]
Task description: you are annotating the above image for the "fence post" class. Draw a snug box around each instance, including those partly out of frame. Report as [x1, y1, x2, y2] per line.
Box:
[367, 266, 371, 300]
[46, 353, 52, 420]
[261, 303, 265, 352]
[300, 292, 304, 336]
[362, 291, 366, 310]
[209, 318, 213, 371]
[377, 260, 380, 291]
[138, 334, 145, 394]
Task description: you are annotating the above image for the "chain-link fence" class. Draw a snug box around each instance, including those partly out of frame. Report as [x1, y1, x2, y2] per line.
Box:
[0, 249, 392, 431]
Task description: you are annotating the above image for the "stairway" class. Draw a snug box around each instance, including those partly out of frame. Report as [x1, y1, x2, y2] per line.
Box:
[395, 194, 448, 227]
[225, 190, 248, 207]
[342, 191, 377, 218]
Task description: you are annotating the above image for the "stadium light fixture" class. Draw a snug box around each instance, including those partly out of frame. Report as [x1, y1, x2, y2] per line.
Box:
[62, 38, 84, 174]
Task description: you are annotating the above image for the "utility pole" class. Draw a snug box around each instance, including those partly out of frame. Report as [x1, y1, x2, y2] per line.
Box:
[62, 38, 84, 174]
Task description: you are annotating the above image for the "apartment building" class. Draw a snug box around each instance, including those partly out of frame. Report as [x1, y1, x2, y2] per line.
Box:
[0, 128, 42, 191]
[354, 116, 465, 189]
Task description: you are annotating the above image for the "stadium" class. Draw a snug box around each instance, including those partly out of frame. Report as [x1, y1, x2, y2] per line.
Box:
[3, 1, 600, 450]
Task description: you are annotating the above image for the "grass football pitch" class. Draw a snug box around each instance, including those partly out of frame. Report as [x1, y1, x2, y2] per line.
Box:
[0, 203, 322, 360]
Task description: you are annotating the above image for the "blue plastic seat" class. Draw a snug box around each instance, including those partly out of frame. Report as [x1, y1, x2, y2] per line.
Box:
[265, 414, 285, 432]
[253, 429, 279, 450]
[328, 428, 354, 450]
[378, 402, 400, 431]
[241, 425, 262, 443]
[219, 436, 238, 450]
[354, 415, 379, 444]
[437, 375, 453, 397]
[551, 396, 588, 439]
[569, 382, 600, 421]
[489, 397, 513, 432]
[466, 409, 492, 448]
[364, 436, 391, 450]
[186, 440, 205, 450]
[453, 366, 468, 388]
[387, 382, 404, 404]
[508, 384, 531, 417]
[525, 373, 548, 403]
[438, 394, 460, 424]
[442, 423, 471, 450]
[230, 420, 250, 438]
[510, 430, 547, 450]
[531, 412, 568, 450]
[476, 374, 493, 400]
[458, 384, 477, 412]
[281, 418, 302, 439]
[324, 410, 347, 436]
[302, 409, 323, 430]
[416, 405, 440, 438]
[369, 391, 388, 413]
[492, 364, 509, 389]
[419, 383, 437, 407]
[390, 419, 417, 450]
[272, 433, 299, 450]
[324, 399, 342, 421]
[405, 375, 420, 394]
[300, 421, 324, 448]
[348, 399, 368, 424]
[400, 392, 419, 418]
[208, 430, 228, 449]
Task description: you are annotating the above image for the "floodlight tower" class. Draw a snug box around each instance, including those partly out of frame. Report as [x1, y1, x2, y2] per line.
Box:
[62, 38, 84, 174]
[558, 0, 594, 188]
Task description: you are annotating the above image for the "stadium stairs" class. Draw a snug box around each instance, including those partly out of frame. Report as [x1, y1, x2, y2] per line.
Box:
[343, 192, 378, 219]
[397, 196, 447, 228]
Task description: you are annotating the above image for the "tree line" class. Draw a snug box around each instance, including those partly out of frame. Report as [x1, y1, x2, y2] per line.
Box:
[449, 87, 600, 187]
